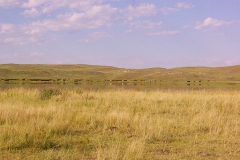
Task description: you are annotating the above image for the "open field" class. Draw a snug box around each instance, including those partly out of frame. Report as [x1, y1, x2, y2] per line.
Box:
[0, 88, 240, 159]
[1, 64, 240, 82]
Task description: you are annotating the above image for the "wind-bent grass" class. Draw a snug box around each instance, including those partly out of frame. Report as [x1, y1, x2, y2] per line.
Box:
[0, 88, 240, 159]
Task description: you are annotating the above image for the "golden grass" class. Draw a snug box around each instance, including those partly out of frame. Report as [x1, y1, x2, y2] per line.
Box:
[0, 88, 240, 159]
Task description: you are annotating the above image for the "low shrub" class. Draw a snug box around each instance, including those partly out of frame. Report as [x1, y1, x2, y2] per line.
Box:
[76, 89, 83, 95]
[40, 87, 62, 100]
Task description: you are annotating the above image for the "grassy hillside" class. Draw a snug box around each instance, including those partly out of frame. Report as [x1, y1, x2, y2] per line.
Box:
[0, 64, 240, 81]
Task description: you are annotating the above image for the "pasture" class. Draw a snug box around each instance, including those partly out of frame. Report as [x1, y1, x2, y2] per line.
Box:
[0, 87, 240, 159]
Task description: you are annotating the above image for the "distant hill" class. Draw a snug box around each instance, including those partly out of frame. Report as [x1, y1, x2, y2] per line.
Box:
[0, 64, 240, 82]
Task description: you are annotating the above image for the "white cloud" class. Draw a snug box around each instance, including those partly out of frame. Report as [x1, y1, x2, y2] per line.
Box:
[0, 52, 47, 64]
[160, 2, 194, 15]
[205, 58, 220, 63]
[79, 32, 113, 43]
[204, 58, 239, 66]
[125, 30, 132, 33]
[87, 32, 113, 40]
[0, 3, 117, 46]
[125, 3, 157, 20]
[0, 22, 57, 45]
[0, 23, 16, 34]
[224, 59, 238, 66]
[39, 6, 117, 31]
[129, 20, 162, 29]
[22, 0, 47, 8]
[22, 7, 41, 17]
[0, 0, 20, 8]
[160, 7, 178, 15]
[195, 17, 230, 30]
[146, 31, 180, 36]
[68, 0, 103, 9]
[183, 25, 190, 29]
[21, 0, 103, 10]
[85, 5, 117, 21]
[0, 0, 104, 17]
[0, 36, 53, 46]
[145, 21, 162, 29]
[176, 2, 195, 9]
[30, 52, 44, 56]
[3, 6, 117, 33]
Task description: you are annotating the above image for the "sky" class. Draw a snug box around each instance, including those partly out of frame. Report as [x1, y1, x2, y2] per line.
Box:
[0, 0, 240, 69]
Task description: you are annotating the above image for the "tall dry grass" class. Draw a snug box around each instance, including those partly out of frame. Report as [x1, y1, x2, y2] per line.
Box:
[0, 87, 240, 159]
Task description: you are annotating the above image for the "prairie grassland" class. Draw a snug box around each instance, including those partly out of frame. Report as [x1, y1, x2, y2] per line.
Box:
[0, 88, 240, 159]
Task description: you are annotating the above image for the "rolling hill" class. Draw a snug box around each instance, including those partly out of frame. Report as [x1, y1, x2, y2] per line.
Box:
[0, 64, 240, 82]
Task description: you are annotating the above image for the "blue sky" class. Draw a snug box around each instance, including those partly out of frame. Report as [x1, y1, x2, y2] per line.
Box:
[0, 0, 240, 68]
